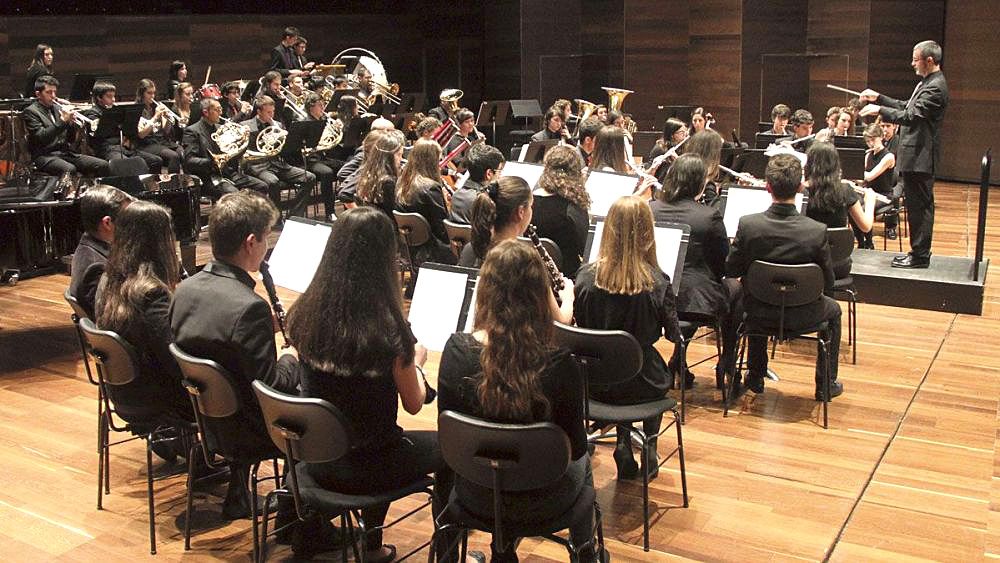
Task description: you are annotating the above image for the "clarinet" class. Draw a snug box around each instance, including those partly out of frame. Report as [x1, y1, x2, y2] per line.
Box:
[258, 261, 291, 348]
[525, 224, 565, 305]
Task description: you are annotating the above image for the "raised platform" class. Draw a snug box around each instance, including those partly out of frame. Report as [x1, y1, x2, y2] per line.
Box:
[850, 249, 989, 315]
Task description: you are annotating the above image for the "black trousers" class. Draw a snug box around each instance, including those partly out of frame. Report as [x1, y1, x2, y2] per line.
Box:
[34, 152, 110, 177]
[98, 146, 164, 174]
[247, 162, 315, 217]
[139, 142, 182, 173]
[306, 158, 343, 218]
[746, 295, 842, 386]
[902, 171, 934, 258]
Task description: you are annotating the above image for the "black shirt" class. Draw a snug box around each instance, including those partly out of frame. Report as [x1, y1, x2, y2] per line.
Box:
[530, 193, 588, 277]
[448, 178, 483, 224]
[866, 147, 895, 197]
[806, 181, 858, 230]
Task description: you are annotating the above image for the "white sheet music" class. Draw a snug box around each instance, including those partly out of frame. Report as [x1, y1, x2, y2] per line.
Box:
[501, 161, 544, 188]
[723, 187, 805, 238]
[463, 282, 479, 333]
[267, 219, 334, 294]
[408, 267, 470, 352]
[586, 170, 639, 218]
[588, 221, 683, 282]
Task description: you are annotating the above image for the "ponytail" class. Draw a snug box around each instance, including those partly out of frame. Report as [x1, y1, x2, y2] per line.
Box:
[469, 177, 531, 260]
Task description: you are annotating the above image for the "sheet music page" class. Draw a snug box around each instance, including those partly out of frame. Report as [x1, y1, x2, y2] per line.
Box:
[408, 267, 469, 352]
[462, 282, 479, 333]
[268, 220, 333, 293]
[588, 221, 682, 279]
[501, 162, 544, 188]
[517, 144, 530, 162]
[586, 171, 638, 217]
[723, 188, 804, 238]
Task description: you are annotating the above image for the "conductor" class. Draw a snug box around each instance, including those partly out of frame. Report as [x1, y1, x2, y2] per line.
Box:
[859, 40, 948, 269]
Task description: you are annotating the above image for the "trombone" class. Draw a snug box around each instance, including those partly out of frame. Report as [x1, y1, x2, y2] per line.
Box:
[278, 85, 308, 120]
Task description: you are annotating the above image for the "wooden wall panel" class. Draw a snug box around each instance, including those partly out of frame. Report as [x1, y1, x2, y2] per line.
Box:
[806, 0, 870, 126]
[519, 0, 582, 104]
[623, 0, 689, 131]
[0, 19, 9, 100]
[688, 0, 741, 137]
[581, 0, 624, 105]
[483, 1, 521, 103]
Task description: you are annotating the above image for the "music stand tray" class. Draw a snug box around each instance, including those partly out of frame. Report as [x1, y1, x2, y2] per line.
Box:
[325, 89, 360, 113]
[521, 139, 559, 163]
[282, 119, 326, 158]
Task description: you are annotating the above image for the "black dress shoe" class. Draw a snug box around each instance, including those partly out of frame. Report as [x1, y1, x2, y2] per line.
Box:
[891, 254, 930, 269]
[613, 445, 639, 480]
[886, 227, 897, 240]
[747, 375, 765, 394]
[815, 380, 844, 401]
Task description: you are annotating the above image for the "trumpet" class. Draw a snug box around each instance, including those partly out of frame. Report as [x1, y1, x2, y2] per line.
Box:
[154, 99, 183, 125]
[54, 97, 98, 135]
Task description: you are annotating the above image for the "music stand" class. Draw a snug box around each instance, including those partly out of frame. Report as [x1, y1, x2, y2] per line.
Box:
[396, 92, 425, 114]
[340, 114, 376, 149]
[69, 74, 112, 102]
[281, 119, 326, 159]
[476, 100, 511, 147]
[832, 135, 867, 150]
[324, 89, 360, 113]
[519, 139, 558, 163]
[118, 104, 145, 140]
[837, 148, 866, 179]
[91, 105, 129, 141]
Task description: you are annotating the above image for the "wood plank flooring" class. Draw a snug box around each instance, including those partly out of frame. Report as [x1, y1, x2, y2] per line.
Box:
[0, 181, 997, 561]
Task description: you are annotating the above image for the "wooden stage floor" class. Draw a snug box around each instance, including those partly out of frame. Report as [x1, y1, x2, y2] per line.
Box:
[0, 181, 998, 561]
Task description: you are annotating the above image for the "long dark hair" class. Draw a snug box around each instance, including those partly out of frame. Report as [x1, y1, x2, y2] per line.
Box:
[660, 153, 707, 203]
[657, 117, 687, 150]
[29, 44, 51, 70]
[537, 145, 590, 210]
[470, 176, 532, 260]
[684, 130, 722, 182]
[356, 131, 403, 206]
[805, 142, 850, 211]
[286, 206, 414, 376]
[169, 60, 186, 81]
[590, 125, 628, 173]
[96, 200, 179, 332]
[474, 239, 552, 421]
[396, 139, 441, 206]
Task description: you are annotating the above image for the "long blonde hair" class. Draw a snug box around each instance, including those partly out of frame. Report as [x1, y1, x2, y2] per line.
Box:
[594, 196, 658, 295]
[396, 139, 442, 206]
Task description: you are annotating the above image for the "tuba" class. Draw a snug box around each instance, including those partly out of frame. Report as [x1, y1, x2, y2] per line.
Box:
[303, 118, 344, 156]
[209, 118, 251, 171]
[244, 125, 288, 163]
[439, 88, 463, 118]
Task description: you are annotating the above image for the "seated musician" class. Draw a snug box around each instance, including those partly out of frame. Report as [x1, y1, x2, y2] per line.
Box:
[576, 117, 603, 168]
[690, 107, 710, 135]
[24, 43, 54, 100]
[23, 76, 110, 177]
[135, 79, 181, 173]
[552, 98, 573, 140]
[268, 26, 301, 80]
[725, 154, 843, 400]
[814, 106, 840, 143]
[172, 81, 200, 133]
[165, 60, 187, 100]
[240, 95, 316, 218]
[414, 116, 442, 141]
[833, 108, 853, 136]
[69, 185, 132, 319]
[595, 104, 608, 123]
[589, 125, 631, 174]
[650, 154, 741, 391]
[427, 89, 455, 123]
[443, 108, 480, 172]
[258, 71, 294, 125]
[354, 129, 405, 219]
[880, 119, 899, 155]
[783, 109, 815, 151]
[220, 81, 253, 122]
[574, 196, 681, 480]
[395, 139, 457, 266]
[354, 65, 375, 103]
[302, 92, 344, 221]
[448, 143, 503, 224]
[170, 190, 300, 520]
[336, 118, 396, 203]
[646, 117, 688, 183]
[286, 75, 308, 117]
[685, 130, 724, 205]
[858, 123, 899, 246]
[81, 81, 163, 173]
[531, 145, 589, 277]
[769, 103, 791, 136]
[182, 98, 268, 198]
[531, 107, 564, 143]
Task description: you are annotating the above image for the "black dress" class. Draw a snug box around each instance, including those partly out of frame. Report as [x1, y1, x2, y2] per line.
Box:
[395, 180, 458, 266]
[24, 63, 51, 99]
[573, 263, 680, 403]
[806, 181, 858, 278]
[531, 192, 588, 277]
[359, 176, 397, 222]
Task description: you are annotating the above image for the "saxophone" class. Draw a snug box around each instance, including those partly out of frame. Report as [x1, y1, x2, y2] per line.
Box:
[525, 225, 565, 305]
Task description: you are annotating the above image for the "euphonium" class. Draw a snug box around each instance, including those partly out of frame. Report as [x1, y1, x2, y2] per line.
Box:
[209, 118, 251, 171]
[439, 88, 464, 117]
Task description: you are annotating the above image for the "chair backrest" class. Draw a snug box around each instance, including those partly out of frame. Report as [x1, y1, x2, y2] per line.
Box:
[826, 227, 854, 272]
[251, 380, 354, 464]
[443, 219, 472, 257]
[438, 410, 570, 493]
[516, 235, 563, 269]
[78, 317, 139, 386]
[63, 288, 89, 322]
[169, 343, 241, 418]
[552, 322, 644, 387]
[744, 261, 825, 308]
[393, 211, 432, 247]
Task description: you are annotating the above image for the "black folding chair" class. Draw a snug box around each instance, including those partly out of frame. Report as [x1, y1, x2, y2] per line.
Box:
[78, 318, 194, 555]
[827, 227, 857, 364]
[432, 410, 606, 561]
[169, 344, 283, 559]
[731, 261, 833, 428]
[552, 323, 689, 551]
[252, 380, 434, 563]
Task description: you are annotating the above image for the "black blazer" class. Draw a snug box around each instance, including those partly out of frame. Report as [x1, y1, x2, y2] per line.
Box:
[726, 203, 835, 325]
[877, 70, 948, 175]
[181, 118, 223, 177]
[69, 232, 111, 319]
[268, 44, 297, 78]
[24, 64, 50, 99]
[22, 101, 71, 159]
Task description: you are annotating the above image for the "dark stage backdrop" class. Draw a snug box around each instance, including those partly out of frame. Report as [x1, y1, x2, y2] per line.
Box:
[1, 0, 995, 183]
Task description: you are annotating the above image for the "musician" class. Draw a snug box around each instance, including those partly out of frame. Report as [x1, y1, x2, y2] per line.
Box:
[302, 92, 343, 220]
[354, 129, 404, 218]
[725, 154, 842, 400]
[415, 116, 442, 141]
[23, 76, 110, 177]
[290, 36, 318, 83]
[172, 81, 197, 132]
[857, 123, 899, 247]
[834, 109, 853, 136]
[354, 65, 374, 102]
[240, 96, 315, 218]
[287, 76, 307, 108]
[460, 176, 575, 324]
[135, 79, 181, 173]
[606, 110, 634, 160]
[24, 43, 54, 100]
[859, 39, 948, 269]
[427, 90, 456, 123]
[165, 60, 187, 100]
[81, 82, 164, 173]
[769, 104, 791, 136]
[69, 185, 133, 319]
[170, 190, 300, 520]
[337, 119, 396, 203]
[443, 108, 479, 171]
[531, 145, 589, 277]
[287, 206, 445, 562]
[395, 139, 456, 266]
[448, 142, 503, 224]
[651, 154, 740, 391]
[783, 109, 815, 151]
[880, 120, 900, 155]
[530, 107, 564, 143]
[552, 98, 573, 140]
[220, 82, 253, 122]
[595, 104, 608, 123]
[573, 195, 681, 479]
[647, 117, 688, 182]
[576, 117, 602, 167]
[268, 26, 301, 79]
[181, 98, 267, 197]
[690, 107, 709, 134]
[258, 71, 293, 125]
[589, 125, 630, 174]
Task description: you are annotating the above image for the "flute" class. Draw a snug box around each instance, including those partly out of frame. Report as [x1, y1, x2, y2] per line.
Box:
[719, 164, 765, 187]
[645, 135, 689, 173]
[845, 180, 892, 204]
[258, 261, 291, 348]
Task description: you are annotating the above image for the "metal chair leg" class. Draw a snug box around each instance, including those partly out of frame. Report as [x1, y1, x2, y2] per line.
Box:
[674, 409, 689, 507]
[145, 435, 157, 555]
[184, 445, 197, 550]
[97, 408, 105, 510]
[639, 428, 650, 552]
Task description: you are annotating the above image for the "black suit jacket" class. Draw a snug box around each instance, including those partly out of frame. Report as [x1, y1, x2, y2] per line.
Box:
[23, 101, 72, 159]
[170, 260, 299, 442]
[268, 44, 297, 78]
[725, 203, 835, 325]
[240, 117, 291, 175]
[182, 118, 230, 178]
[69, 232, 111, 319]
[877, 70, 948, 175]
